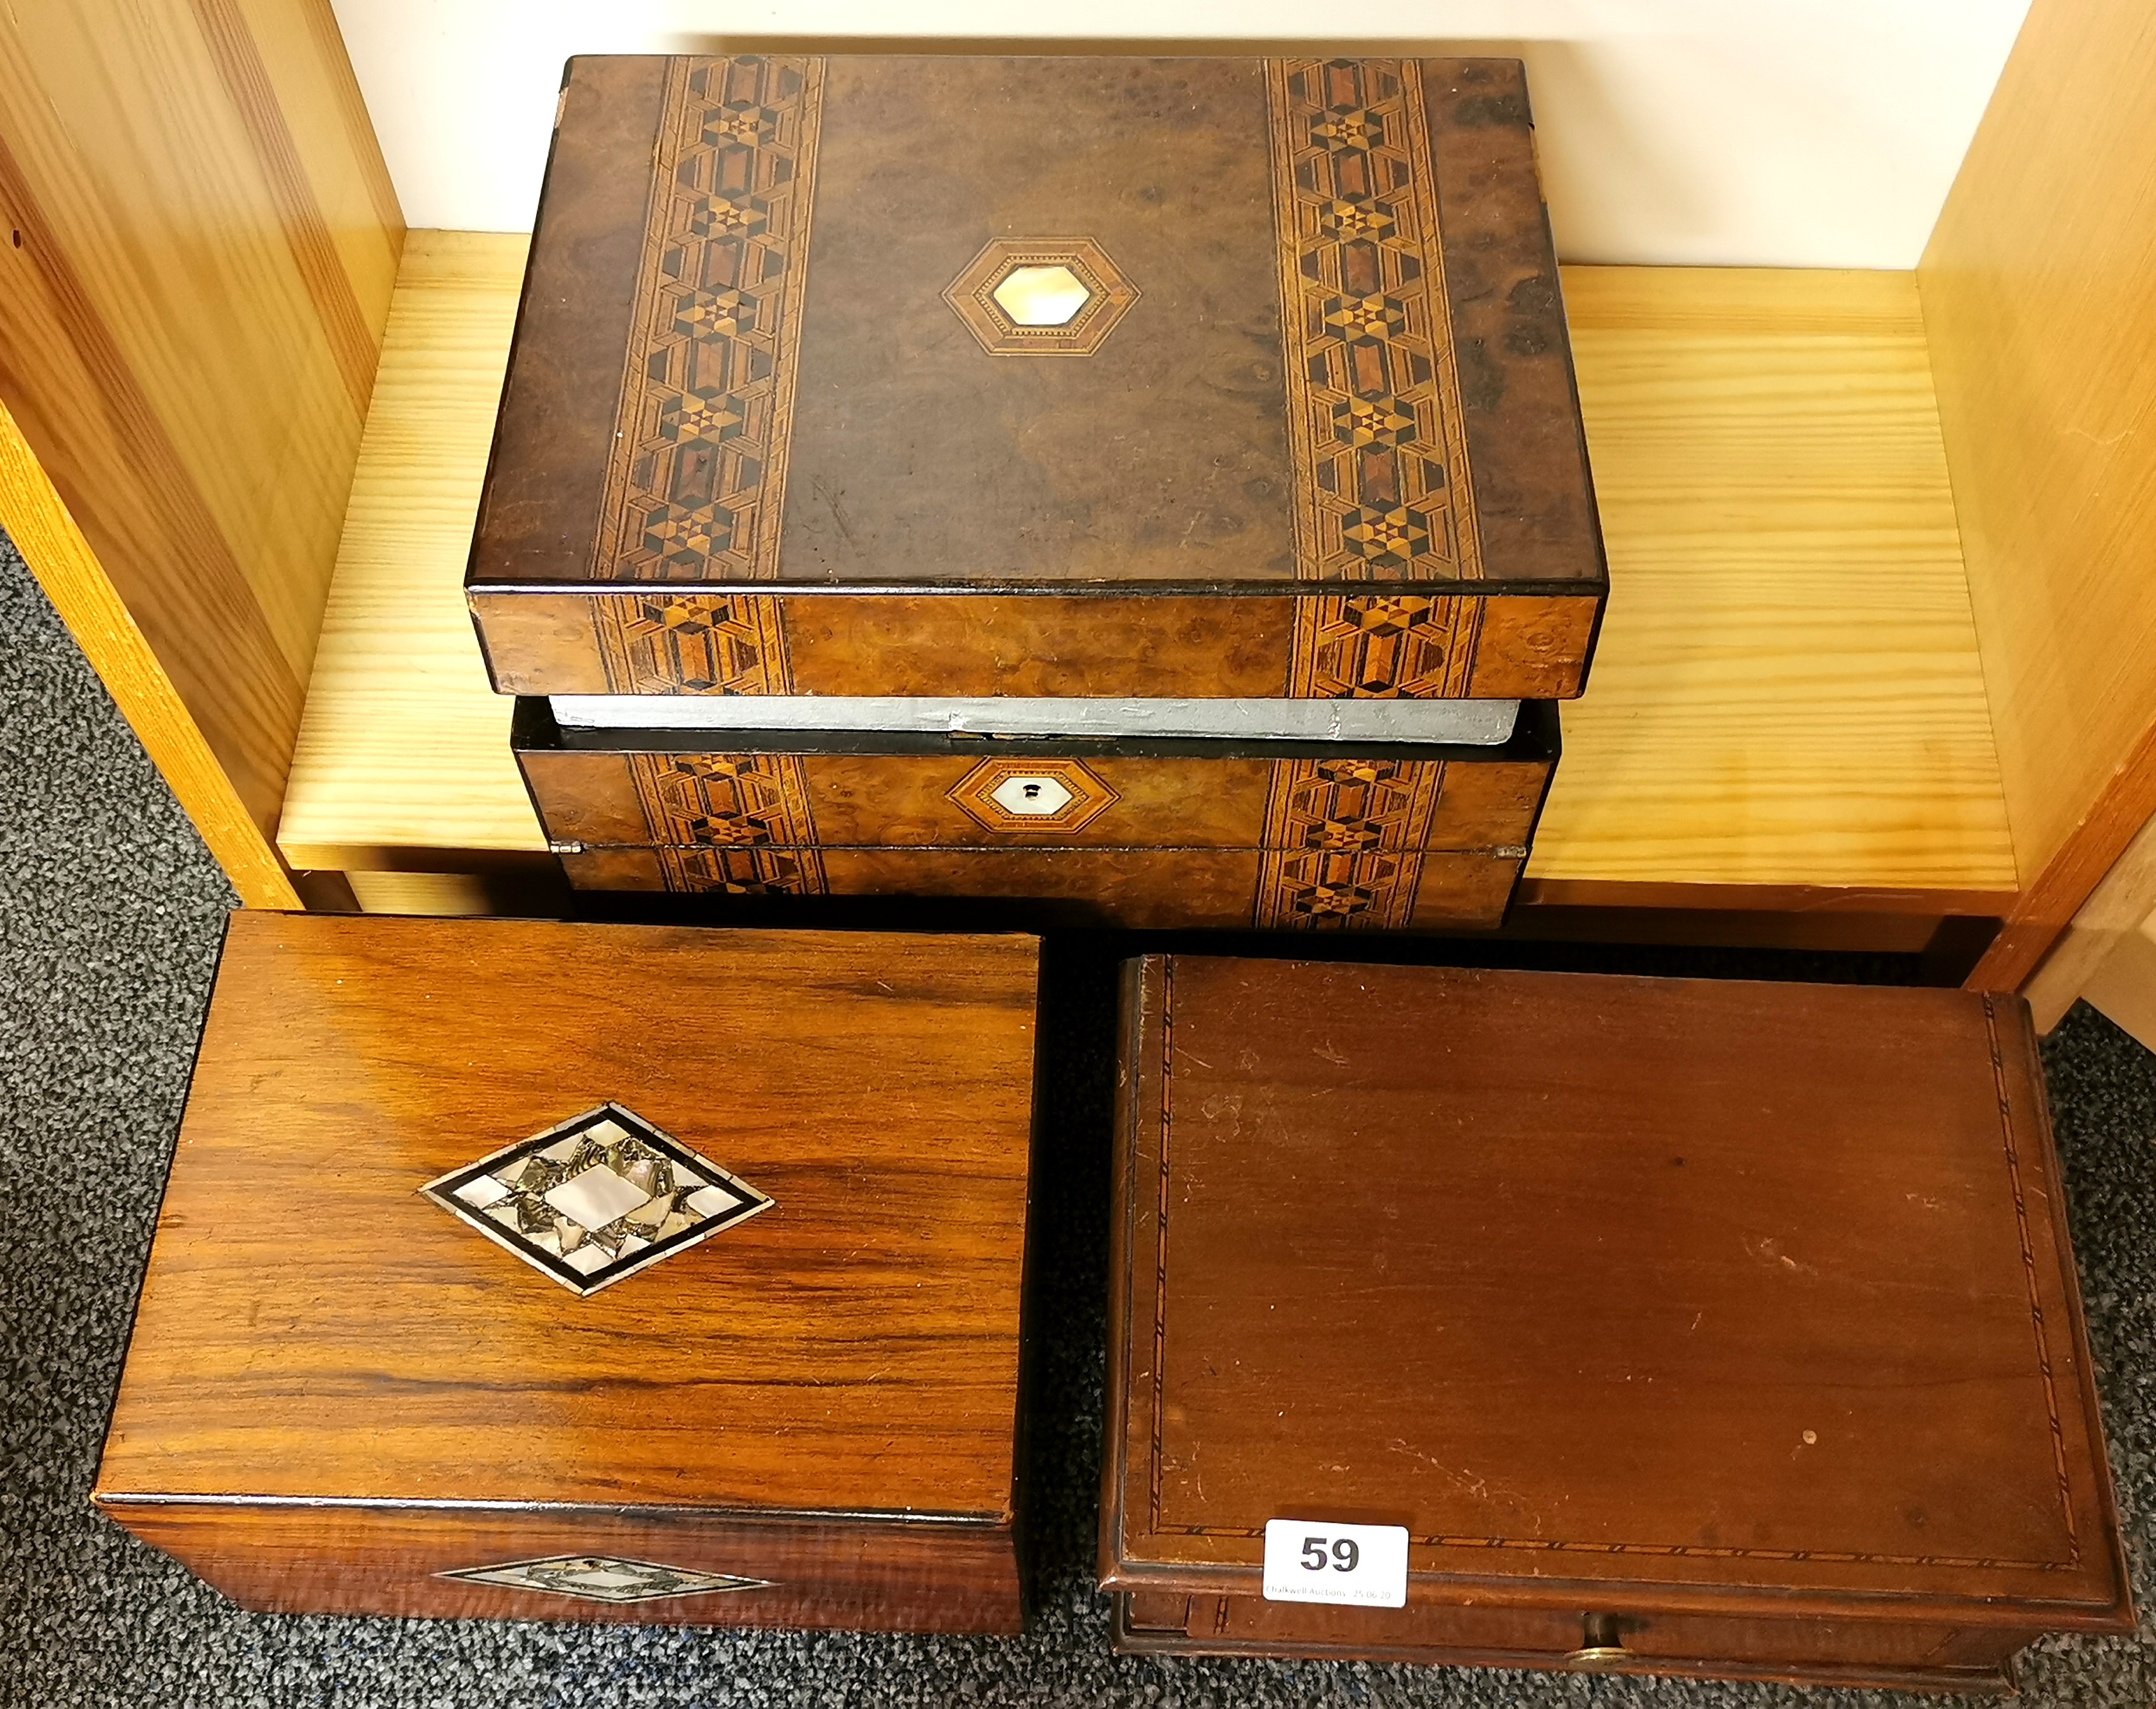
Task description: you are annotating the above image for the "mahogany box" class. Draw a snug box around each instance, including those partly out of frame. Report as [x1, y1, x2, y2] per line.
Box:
[95, 913, 1041, 1633]
[1102, 956, 2134, 1690]
[466, 54, 1605, 707]
[510, 699, 1557, 930]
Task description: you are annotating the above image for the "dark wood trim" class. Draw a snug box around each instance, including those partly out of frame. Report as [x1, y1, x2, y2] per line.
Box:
[1966, 715, 2156, 992]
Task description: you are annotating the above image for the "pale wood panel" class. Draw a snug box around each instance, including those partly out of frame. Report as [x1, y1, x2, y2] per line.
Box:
[278, 230, 536, 869]
[345, 871, 495, 915]
[0, 392, 299, 910]
[0, 0, 399, 845]
[282, 251, 2014, 902]
[229, 0, 404, 351]
[1529, 266, 2014, 893]
[2078, 920, 2156, 1060]
[1922, 0, 2156, 988]
[2023, 811, 2156, 1032]
[1, 7, 377, 677]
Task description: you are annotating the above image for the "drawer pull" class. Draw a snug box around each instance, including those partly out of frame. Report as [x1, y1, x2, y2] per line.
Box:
[1565, 1613, 1629, 1670]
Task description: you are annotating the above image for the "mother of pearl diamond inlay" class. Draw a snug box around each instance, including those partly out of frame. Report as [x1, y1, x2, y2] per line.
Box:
[438, 1553, 773, 1604]
[420, 1102, 771, 1296]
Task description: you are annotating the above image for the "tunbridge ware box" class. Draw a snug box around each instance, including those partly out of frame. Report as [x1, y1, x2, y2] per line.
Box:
[1101, 957, 2133, 1689]
[468, 53, 1604, 929]
[95, 914, 1041, 1633]
[465, 55, 1606, 706]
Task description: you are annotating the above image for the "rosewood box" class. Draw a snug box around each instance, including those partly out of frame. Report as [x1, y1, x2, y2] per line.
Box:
[1103, 957, 2133, 1689]
[466, 54, 1605, 707]
[96, 913, 1041, 1633]
[512, 699, 1557, 930]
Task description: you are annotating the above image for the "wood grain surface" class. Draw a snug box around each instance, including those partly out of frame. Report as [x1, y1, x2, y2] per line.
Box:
[98, 915, 1039, 1529]
[1102, 957, 2131, 1665]
[1923, 0, 2156, 988]
[277, 254, 2014, 907]
[1110, 1594, 2019, 1692]
[469, 588, 1596, 703]
[2024, 809, 2156, 1031]
[0, 0, 398, 843]
[279, 231, 532, 869]
[559, 847, 1524, 932]
[1532, 266, 2012, 892]
[105, 1502, 1023, 1633]
[2075, 917, 2156, 1058]
[0, 393, 299, 908]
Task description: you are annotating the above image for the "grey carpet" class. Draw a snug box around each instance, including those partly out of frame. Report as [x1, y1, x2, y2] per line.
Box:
[0, 529, 2150, 1708]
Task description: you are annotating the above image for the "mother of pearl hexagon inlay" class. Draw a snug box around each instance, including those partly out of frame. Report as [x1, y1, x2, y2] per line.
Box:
[948, 757, 1120, 833]
[943, 238, 1140, 357]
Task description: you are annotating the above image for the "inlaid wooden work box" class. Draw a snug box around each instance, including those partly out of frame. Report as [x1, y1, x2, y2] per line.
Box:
[96, 913, 1041, 1633]
[1103, 957, 2133, 1690]
[466, 53, 1605, 707]
[513, 700, 1557, 930]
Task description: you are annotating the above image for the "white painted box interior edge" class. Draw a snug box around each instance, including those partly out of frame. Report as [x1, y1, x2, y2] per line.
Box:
[548, 695, 1525, 745]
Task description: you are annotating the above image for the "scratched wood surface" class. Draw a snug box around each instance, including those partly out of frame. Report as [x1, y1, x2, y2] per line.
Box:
[1101, 956, 2132, 1683]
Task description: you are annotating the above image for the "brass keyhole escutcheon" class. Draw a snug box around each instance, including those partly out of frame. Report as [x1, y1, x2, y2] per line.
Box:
[1565, 1612, 1630, 1670]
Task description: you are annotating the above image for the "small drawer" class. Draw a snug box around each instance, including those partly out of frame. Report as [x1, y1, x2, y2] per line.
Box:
[1114, 1594, 2022, 1693]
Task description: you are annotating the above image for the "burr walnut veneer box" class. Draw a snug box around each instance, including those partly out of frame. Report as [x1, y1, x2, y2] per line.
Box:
[512, 699, 1557, 929]
[95, 913, 1041, 1633]
[466, 54, 1604, 706]
[1103, 957, 2133, 1690]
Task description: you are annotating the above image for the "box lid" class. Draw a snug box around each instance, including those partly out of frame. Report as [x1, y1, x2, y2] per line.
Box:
[466, 55, 1602, 607]
[1102, 957, 2133, 1628]
[97, 915, 1039, 1526]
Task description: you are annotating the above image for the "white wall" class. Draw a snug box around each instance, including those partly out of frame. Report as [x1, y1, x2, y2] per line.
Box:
[332, 0, 2029, 268]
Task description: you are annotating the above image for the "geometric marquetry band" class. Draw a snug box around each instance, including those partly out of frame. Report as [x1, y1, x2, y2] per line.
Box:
[1254, 757, 1448, 929]
[591, 57, 823, 594]
[1264, 59, 1484, 588]
[614, 746, 1466, 929]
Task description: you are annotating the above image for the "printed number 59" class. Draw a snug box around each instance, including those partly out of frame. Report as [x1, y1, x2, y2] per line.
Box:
[1300, 1536, 1360, 1572]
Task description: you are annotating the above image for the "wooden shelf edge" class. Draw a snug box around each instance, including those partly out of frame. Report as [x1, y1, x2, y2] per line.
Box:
[278, 245, 2019, 911]
[1, 393, 301, 910]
